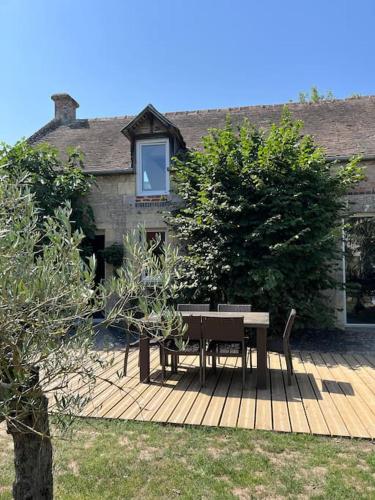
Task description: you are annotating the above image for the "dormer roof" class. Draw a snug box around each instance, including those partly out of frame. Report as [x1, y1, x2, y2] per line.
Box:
[121, 103, 185, 148]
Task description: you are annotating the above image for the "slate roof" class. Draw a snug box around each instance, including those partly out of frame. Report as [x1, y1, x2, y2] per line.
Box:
[29, 96, 375, 173]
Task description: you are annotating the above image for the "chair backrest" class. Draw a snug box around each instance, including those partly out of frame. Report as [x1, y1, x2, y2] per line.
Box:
[201, 316, 244, 341]
[177, 304, 210, 312]
[217, 304, 252, 312]
[182, 315, 202, 340]
[283, 309, 297, 344]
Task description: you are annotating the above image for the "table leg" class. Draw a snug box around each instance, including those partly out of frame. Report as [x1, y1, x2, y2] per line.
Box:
[256, 327, 267, 389]
[139, 336, 150, 383]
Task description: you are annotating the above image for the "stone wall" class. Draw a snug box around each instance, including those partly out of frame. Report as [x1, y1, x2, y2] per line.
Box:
[88, 173, 179, 277]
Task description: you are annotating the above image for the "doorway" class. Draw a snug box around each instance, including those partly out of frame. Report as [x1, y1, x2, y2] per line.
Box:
[344, 217, 375, 325]
[92, 234, 105, 285]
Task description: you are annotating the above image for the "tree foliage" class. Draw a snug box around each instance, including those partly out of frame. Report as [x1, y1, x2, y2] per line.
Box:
[299, 86, 335, 103]
[0, 141, 96, 255]
[101, 242, 125, 269]
[167, 111, 363, 331]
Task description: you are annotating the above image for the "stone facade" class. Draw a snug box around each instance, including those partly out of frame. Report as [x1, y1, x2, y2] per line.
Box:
[88, 172, 180, 277]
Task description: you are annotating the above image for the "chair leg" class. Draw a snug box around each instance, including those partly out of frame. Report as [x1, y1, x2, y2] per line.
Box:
[202, 349, 206, 386]
[289, 348, 294, 374]
[198, 344, 203, 385]
[242, 341, 246, 387]
[171, 354, 175, 373]
[285, 352, 292, 385]
[124, 332, 130, 376]
[161, 347, 166, 381]
[212, 353, 217, 372]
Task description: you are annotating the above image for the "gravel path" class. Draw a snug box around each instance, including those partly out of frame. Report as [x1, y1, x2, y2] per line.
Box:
[290, 327, 375, 353]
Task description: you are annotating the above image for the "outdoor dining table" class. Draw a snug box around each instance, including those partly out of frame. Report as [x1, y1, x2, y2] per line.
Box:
[139, 311, 270, 389]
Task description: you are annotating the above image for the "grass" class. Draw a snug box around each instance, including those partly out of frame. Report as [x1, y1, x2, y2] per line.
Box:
[1, 419, 375, 499]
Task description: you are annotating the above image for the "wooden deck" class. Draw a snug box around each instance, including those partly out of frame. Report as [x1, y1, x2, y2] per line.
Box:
[55, 348, 375, 439]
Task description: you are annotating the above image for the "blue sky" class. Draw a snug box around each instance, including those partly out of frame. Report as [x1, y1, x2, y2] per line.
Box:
[1, 0, 375, 144]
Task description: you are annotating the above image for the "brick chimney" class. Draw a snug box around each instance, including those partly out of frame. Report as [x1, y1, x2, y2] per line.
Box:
[51, 93, 79, 123]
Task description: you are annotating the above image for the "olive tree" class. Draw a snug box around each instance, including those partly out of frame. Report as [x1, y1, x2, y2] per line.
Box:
[0, 169, 183, 499]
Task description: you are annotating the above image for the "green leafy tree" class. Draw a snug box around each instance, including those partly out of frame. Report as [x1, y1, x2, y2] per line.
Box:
[0, 141, 96, 255]
[299, 86, 335, 103]
[167, 111, 363, 331]
[0, 169, 183, 499]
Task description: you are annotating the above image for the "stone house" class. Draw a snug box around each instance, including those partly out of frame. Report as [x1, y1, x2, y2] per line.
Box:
[30, 93, 375, 327]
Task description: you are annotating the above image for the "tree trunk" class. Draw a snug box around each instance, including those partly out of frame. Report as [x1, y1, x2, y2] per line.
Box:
[7, 394, 53, 500]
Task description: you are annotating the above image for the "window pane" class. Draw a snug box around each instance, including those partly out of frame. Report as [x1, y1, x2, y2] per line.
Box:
[141, 143, 166, 192]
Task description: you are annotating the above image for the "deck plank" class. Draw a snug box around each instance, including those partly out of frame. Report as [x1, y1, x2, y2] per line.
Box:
[152, 365, 198, 423]
[184, 365, 226, 426]
[202, 359, 237, 427]
[269, 353, 291, 433]
[255, 352, 272, 431]
[49, 351, 124, 411]
[279, 354, 310, 434]
[220, 361, 243, 428]
[101, 350, 160, 419]
[292, 354, 330, 436]
[309, 352, 370, 439]
[337, 353, 375, 400]
[300, 353, 350, 437]
[81, 351, 141, 417]
[320, 353, 375, 439]
[237, 351, 257, 429]
[134, 356, 190, 422]
[343, 354, 375, 392]
[352, 354, 375, 382]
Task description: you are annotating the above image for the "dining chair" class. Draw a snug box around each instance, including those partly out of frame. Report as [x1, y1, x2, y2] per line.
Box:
[202, 316, 247, 386]
[267, 308, 296, 385]
[177, 304, 210, 312]
[217, 304, 253, 370]
[159, 315, 203, 383]
[171, 304, 209, 368]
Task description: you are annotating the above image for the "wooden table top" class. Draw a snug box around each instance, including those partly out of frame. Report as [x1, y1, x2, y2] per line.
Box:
[180, 311, 269, 328]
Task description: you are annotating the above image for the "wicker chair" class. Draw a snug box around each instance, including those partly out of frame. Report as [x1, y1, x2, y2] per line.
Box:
[177, 304, 210, 312]
[217, 304, 253, 370]
[160, 316, 203, 383]
[202, 316, 247, 386]
[267, 309, 297, 385]
[167, 304, 209, 369]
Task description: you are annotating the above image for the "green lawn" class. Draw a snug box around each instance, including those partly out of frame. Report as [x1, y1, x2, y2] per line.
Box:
[1, 419, 375, 499]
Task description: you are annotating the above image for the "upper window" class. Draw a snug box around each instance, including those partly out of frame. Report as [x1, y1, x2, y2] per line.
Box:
[136, 138, 169, 195]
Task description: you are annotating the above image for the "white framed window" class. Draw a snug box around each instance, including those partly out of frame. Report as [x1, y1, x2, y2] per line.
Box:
[136, 138, 170, 196]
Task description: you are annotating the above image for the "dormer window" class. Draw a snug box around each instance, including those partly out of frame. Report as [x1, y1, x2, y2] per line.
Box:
[136, 138, 169, 196]
[121, 104, 185, 197]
